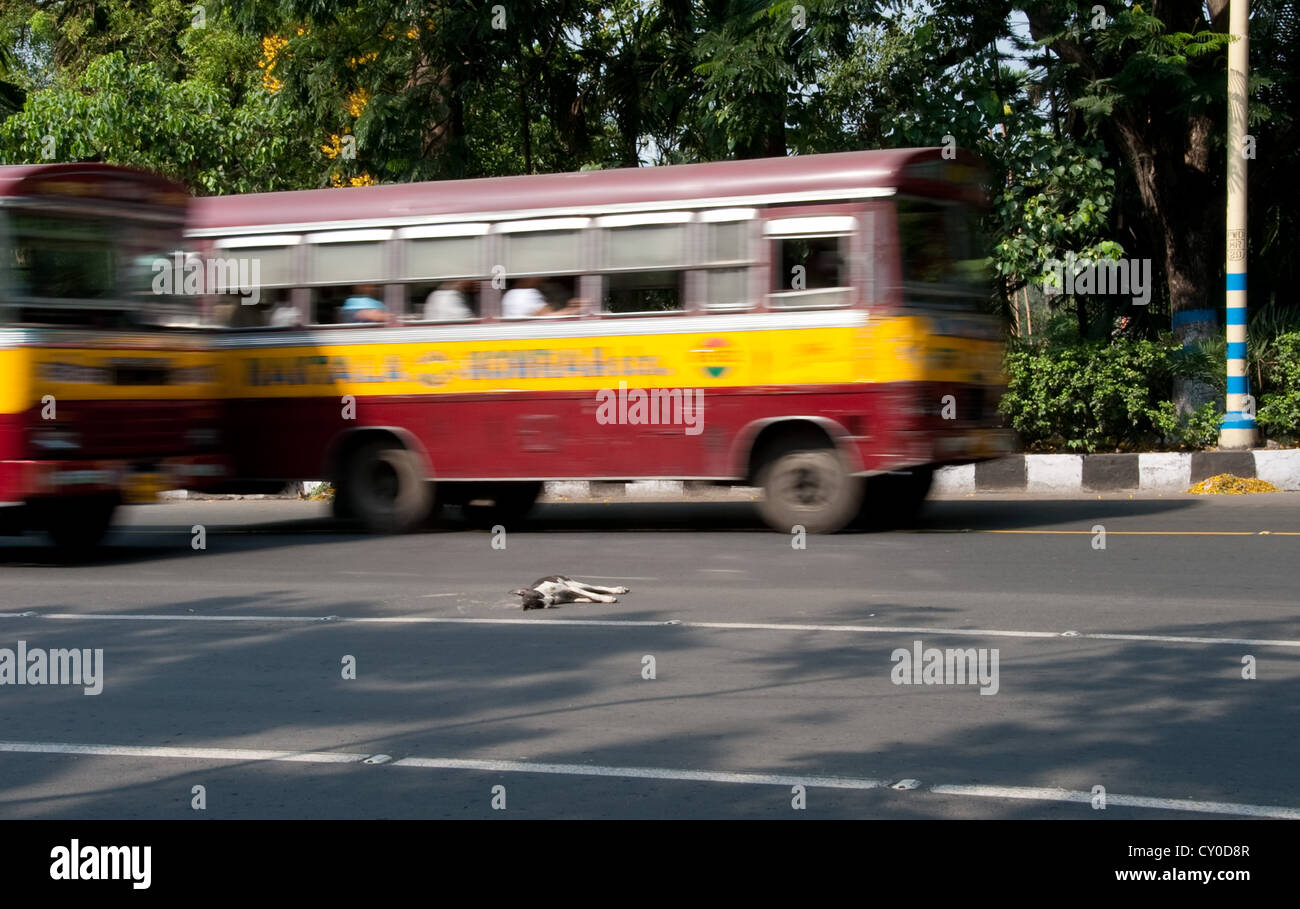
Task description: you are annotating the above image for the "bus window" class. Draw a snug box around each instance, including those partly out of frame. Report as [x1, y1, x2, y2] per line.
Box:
[495, 218, 588, 319]
[414, 279, 480, 321]
[398, 225, 487, 323]
[218, 288, 302, 328]
[504, 276, 585, 318]
[764, 215, 854, 309]
[201, 238, 300, 327]
[699, 211, 755, 311]
[598, 214, 688, 314]
[306, 229, 393, 324]
[604, 271, 681, 313]
[498, 219, 586, 274]
[8, 211, 116, 300]
[6, 211, 201, 327]
[704, 268, 749, 310]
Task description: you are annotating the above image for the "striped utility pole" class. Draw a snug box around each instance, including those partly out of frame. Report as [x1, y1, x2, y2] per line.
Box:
[1220, 0, 1257, 449]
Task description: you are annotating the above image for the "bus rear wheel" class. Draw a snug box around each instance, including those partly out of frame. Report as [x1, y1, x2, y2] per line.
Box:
[339, 441, 431, 533]
[756, 445, 863, 534]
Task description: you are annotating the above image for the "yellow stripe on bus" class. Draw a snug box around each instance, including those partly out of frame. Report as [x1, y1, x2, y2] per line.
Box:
[0, 316, 1003, 411]
[0, 348, 221, 410]
[226, 319, 1003, 398]
[0, 349, 30, 413]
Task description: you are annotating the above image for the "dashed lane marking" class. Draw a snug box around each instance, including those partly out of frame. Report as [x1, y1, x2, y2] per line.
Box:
[3, 611, 1299, 648]
[929, 784, 1300, 819]
[1, 740, 1295, 818]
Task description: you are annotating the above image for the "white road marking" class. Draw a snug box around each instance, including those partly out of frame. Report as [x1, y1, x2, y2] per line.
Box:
[4, 611, 1299, 648]
[0, 741, 368, 764]
[390, 757, 886, 790]
[0, 612, 333, 623]
[0, 738, 1293, 818]
[929, 784, 1300, 820]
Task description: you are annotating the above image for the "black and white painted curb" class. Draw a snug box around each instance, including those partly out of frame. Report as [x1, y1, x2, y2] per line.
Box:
[545, 450, 1300, 498]
[932, 449, 1300, 493]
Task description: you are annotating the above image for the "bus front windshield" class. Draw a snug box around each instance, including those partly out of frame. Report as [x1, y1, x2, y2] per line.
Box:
[896, 198, 993, 306]
[2, 208, 196, 327]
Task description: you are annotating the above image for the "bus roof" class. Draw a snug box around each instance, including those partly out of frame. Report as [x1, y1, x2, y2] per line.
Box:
[190, 147, 985, 235]
[0, 162, 188, 211]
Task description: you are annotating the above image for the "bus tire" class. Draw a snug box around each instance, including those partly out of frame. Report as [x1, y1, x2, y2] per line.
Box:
[756, 445, 863, 534]
[42, 495, 118, 552]
[330, 482, 356, 521]
[857, 466, 934, 529]
[461, 481, 543, 529]
[342, 441, 431, 533]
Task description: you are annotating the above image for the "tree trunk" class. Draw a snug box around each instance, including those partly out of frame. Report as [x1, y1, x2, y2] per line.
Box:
[1029, 2, 1226, 416]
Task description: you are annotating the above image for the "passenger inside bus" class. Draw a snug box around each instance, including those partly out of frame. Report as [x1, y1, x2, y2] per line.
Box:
[216, 289, 301, 328]
[501, 277, 547, 318]
[340, 284, 390, 323]
[422, 280, 476, 320]
[536, 295, 590, 317]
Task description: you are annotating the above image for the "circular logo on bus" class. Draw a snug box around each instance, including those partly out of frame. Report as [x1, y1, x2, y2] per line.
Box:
[691, 337, 740, 379]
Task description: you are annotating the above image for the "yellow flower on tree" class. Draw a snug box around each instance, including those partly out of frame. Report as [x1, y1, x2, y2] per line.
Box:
[346, 88, 369, 118]
[330, 171, 378, 187]
[258, 34, 290, 93]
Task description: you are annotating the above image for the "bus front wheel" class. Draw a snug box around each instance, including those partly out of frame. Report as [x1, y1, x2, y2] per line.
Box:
[756, 446, 863, 534]
[40, 495, 118, 552]
[340, 441, 431, 533]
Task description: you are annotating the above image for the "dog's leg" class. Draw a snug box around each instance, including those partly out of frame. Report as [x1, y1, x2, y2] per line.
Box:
[567, 581, 630, 596]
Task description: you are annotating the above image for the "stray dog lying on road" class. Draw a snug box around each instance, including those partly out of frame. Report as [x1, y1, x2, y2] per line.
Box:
[511, 576, 630, 610]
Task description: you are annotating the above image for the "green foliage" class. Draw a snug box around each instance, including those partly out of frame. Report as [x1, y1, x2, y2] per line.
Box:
[990, 136, 1123, 294]
[1064, 5, 1232, 127]
[1001, 336, 1225, 452]
[0, 50, 316, 194]
[1004, 326, 1300, 450]
[1182, 401, 1224, 449]
[1257, 332, 1300, 441]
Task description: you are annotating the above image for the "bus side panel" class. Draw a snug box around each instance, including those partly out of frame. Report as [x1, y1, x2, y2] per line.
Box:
[0, 343, 30, 503]
[218, 313, 1009, 483]
[223, 384, 949, 482]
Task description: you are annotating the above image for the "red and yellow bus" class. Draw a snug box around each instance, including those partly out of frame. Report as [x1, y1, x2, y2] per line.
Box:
[0, 163, 225, 548]
[187, 148, 1010, 533]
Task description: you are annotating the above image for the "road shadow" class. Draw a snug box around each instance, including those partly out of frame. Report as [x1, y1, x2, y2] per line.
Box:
[1, 582, 1297, 818]
[0, 494, 1203, 568]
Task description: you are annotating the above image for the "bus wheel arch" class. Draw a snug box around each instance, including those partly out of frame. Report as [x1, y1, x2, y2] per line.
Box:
[744, 419, 864, 534]
[327, 428, 432, 533]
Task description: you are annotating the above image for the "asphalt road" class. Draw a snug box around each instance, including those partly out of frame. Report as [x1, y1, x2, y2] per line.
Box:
[1, 493, 1298, 819]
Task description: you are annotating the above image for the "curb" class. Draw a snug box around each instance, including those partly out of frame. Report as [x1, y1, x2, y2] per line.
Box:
[546, 480, 761, 500]
[543, 450, 1300, 498]
[937, 450, 1300, 493]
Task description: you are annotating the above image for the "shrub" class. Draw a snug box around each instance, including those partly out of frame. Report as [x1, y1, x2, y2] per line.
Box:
[1257, 331, 1300, 442]
[1001, 336, 1219, 452]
